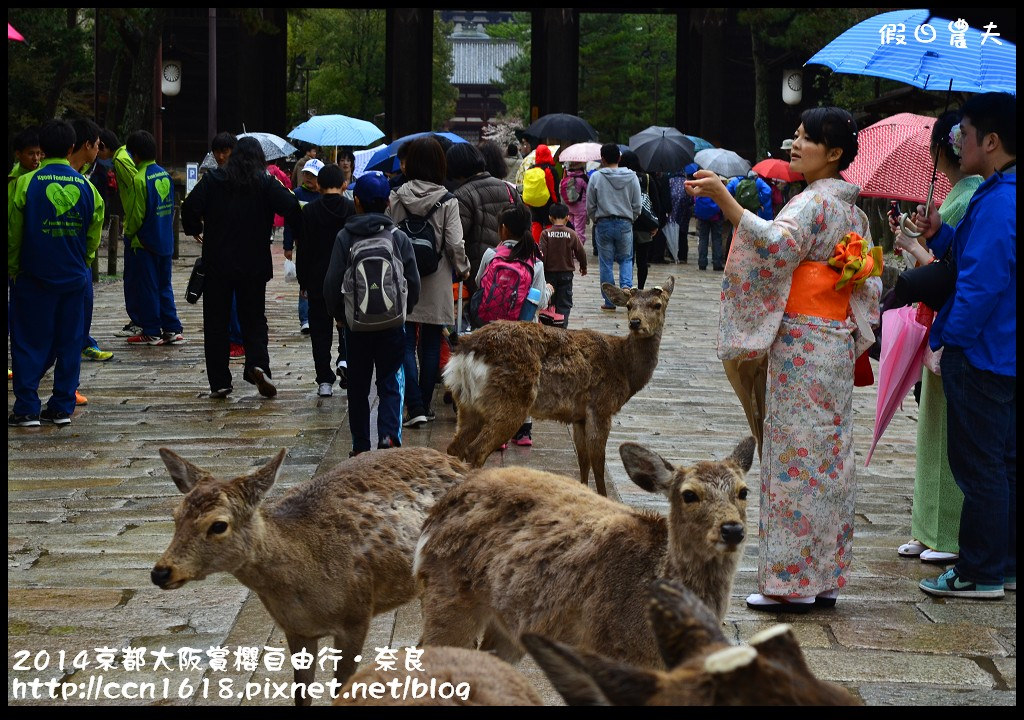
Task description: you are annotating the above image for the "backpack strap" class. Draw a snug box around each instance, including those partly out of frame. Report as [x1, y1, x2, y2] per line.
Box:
[421, 191, 455, 251]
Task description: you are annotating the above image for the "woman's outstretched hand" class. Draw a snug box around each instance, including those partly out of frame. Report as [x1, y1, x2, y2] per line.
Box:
[684, 169, 726, 204]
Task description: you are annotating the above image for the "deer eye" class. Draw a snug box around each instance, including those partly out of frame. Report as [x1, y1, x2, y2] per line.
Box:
[682, 490, 699, 503]
[651, 302, 662, 311]
[738, 488, 748, 500]
[209, 521, 229, 535]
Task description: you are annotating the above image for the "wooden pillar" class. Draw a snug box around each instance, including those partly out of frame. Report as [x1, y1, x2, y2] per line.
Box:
[386, 9, 434, 139]
[529, 10, 579, 122]
[674, 9, 690, 133]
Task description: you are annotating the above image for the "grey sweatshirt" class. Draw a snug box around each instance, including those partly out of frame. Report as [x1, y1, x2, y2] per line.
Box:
[586, 166, 642, 223]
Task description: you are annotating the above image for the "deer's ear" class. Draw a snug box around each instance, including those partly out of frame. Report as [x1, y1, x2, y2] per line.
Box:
[648, 579, 730, 668]
[727, 436, 756, 473]
[656, 275, 675, 298]
[602, 283, 632, 306]
[159, 448, 206, 494]
[522, 633, 659, 706]
[619, 443, 675, 495]
[235, 449, 286, 506]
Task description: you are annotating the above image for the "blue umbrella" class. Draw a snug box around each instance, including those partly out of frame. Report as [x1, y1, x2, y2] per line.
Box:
[365, 132, 468, 172]
[684, 135, 714, 153]
[806, 9, 1016, 94]
[288, 114, 385, 148]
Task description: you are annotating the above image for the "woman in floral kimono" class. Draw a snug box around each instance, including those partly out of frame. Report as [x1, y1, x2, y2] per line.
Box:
[687, 107, 882, 612]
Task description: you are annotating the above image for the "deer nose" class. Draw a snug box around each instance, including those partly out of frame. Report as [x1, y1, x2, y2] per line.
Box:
[151, 566, 172, 587]
[629, 318, 641, 330]
[720, 523, 745, 545]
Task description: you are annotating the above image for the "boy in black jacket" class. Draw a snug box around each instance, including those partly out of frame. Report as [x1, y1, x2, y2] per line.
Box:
[297, 163, 355, 397]
[323, 171, 420, 456]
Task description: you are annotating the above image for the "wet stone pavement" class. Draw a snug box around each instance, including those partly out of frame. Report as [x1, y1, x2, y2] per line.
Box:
[7, 233, 1015, 705]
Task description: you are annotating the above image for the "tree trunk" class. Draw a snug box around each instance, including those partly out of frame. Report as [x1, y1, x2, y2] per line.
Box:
[750, 29, 770, 163]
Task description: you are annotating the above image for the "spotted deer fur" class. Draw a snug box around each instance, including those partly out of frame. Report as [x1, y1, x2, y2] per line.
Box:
[152, 447, 468, 706]
[414, 437, 754, 669]
[444, 278, 674, 496]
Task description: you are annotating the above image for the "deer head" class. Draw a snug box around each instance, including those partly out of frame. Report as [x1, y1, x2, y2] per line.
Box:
[150, 448, 286, 590]
[602, 276, 675, 338]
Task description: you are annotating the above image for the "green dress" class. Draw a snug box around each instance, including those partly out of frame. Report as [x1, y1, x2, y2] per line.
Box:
[910, 174, 983, 553]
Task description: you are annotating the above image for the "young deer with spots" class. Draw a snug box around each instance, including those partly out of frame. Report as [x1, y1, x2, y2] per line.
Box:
[444, 278, 674, 496]
[151, 447, 467, 706]
[524, 579, 858, 705]
[415, 437, 754, 669]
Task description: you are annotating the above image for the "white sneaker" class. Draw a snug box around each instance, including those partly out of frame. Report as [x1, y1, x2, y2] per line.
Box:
[300, 322, 310, 335]
[317, 383, 334, 397]
[115, 323, 142, 337]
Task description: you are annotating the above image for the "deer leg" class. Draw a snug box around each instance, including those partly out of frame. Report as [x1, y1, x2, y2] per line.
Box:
[447, 405, 484, 460]
[572, 420, 591, 486]
[479, 618, 525, 664]
[285, 632, 319, 707]
[332, 614, 371, 688]
[464, 411, 529, 467]
[586, 411, 613, 497]
[420, 588, 488, 649]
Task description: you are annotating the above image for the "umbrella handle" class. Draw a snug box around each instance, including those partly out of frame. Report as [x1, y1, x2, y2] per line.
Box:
[898, 182, 934, 239]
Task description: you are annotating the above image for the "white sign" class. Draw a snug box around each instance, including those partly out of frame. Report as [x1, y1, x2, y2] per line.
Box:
[186, 163, 198, 196]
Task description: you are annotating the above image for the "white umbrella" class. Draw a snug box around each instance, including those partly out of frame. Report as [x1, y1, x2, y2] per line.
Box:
[237, 132, 298, 162]
[353, 144, 387, 179]
[694, 148, 751, 178]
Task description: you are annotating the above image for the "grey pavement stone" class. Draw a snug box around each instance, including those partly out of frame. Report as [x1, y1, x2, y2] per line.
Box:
[7, 249, 1014, 705]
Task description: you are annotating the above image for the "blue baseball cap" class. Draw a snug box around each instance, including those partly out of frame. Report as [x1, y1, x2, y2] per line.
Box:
[353, 171, 391, 204]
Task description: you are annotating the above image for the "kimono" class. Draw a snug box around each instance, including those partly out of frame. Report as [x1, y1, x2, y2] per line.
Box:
[718, 178, 881, 597]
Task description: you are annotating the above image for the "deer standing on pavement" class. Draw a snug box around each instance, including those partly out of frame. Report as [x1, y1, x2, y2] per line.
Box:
[415, 437, 754, 668]
[524, 579, 858, 705]
[444, 278, 674, 496]
[151, 447, 467, 706]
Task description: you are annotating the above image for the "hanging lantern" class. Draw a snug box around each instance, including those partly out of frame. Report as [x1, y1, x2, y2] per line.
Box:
[782, 69, 802, 105]
[162, 59, 182, 97]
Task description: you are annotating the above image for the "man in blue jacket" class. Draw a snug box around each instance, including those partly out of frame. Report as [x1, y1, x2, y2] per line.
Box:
[915, 92, 1016, 601]
[8, 119, 103, 426]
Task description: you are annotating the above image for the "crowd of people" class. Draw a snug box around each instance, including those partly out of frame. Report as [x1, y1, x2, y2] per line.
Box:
[8, 91, 1015, 607]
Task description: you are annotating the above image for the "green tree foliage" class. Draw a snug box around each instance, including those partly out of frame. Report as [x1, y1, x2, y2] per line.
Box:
[488, 13, 531, 123]
[287, 9, 457, 137]
[8, 9, 95, 147]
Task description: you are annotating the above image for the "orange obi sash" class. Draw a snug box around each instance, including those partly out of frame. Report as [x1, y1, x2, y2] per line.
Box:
[785, 232, 883, 322]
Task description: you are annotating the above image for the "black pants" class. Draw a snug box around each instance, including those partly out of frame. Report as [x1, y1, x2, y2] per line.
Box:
[633, 236, 653, 289]
[649, 227, 668, 263]
[307, 291, 344, 385]
[203, 271, 271, 391]
[547, 270, 575, 326]
[677, 207, 692, 262]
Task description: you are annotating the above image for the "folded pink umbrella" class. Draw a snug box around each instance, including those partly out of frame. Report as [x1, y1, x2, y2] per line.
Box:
[9, 23, 25, 42]
[865, 305, 931, 465]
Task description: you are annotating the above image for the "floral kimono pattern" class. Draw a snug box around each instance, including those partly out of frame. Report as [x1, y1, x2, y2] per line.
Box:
[718, 178, 881, 596]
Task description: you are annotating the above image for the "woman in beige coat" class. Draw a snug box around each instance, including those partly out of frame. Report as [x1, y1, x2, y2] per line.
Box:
[388, 136, 470, 427]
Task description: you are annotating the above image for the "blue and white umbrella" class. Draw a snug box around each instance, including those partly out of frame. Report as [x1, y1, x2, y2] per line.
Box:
[806, 9, 1016, 94]
[365, 132, 468, 173]
[288, 114, 385, 148]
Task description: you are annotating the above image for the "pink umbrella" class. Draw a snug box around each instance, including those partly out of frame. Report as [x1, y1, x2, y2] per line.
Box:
[841, 113, 952, 205]
[865, 305, 932, 465]
[9, 23, 25, 42]
[557, 142, 602, 163]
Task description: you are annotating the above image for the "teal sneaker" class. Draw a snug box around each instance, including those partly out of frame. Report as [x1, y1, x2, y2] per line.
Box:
[1005, 576, 1016, 591]
[920, 568, 1004, 599]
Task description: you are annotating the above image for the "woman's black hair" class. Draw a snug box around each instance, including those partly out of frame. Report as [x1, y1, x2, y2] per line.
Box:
[498, 202, 540, 263]
[403, 136, 447, 185]
[477, 140, 509, 180]
[619, 150, 644, 174]
[446, 142, 486, 181]
[931, 110, 962, 165]
[224, 136, 267, 187]
[799, 107, 859, 171]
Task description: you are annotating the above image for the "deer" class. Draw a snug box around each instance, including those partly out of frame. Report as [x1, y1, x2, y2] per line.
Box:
[150, 446, 468, 706]
[414, 436, 755, 669]
[444, 277, 674, 496]
[334, 646, 543, 706]
[523, 578, 859, 705]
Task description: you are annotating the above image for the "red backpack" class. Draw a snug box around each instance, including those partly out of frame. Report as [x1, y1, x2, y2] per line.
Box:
[469, 245, 535, 328]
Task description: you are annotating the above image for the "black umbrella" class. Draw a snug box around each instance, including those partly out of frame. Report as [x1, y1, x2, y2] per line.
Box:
[525, 113, 599, 144]
[628, 126, 695, 173]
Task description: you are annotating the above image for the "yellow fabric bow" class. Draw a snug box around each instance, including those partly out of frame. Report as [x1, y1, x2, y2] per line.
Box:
[828, 232, 883, 290]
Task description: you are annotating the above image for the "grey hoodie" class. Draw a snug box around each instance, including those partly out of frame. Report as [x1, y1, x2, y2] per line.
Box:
[586, 166, 642, 223]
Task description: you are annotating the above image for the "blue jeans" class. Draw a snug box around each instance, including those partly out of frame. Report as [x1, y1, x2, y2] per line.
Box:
[345, 326, 406, 453]
[403, 322, 442, 413]
[697, 219, 724, 269]
[298, 291, 309, 326]
[228, 294, 243, 345]
[595, 218, 634, 306]
[940, 347, 1016, 585]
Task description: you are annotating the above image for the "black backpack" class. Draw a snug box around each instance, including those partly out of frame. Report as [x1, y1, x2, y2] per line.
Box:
[396, 192, 454, 277]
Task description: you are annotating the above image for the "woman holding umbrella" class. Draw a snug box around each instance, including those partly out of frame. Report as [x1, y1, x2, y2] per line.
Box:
[687, 107, 882, 612]
[893, 111, 983, 566]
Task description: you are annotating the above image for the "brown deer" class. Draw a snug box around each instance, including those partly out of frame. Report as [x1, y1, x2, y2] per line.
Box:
[151, 447, 468, 706]
[334, 646, 543, 706]
[415, 437, 754, 669]
[523, 579, 859, 705]
[444, 278, 674, 496]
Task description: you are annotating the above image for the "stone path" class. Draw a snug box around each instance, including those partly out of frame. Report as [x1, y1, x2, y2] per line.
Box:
[7, 234, 1015, 705]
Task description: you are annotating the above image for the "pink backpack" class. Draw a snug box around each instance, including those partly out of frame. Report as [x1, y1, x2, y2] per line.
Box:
[469, 245, 535, 328]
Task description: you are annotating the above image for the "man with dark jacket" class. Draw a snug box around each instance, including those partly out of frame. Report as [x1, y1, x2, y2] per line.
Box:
[297, 163, 355, 397]
[447, 143, 520, 293]
[323, 171, 420, 456]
